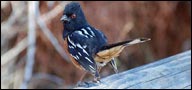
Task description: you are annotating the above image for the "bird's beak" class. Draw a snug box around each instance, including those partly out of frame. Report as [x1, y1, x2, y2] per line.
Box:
[60, 15, 70, 23]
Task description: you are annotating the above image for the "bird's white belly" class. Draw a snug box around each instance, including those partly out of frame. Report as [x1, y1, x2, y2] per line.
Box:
[96, 61, 109, 67]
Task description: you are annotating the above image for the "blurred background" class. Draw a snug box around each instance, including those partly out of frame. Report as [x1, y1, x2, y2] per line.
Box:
[1, 1, 191, 89]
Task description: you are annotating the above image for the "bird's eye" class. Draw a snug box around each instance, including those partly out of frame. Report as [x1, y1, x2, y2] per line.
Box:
[70, 14, 76, 19]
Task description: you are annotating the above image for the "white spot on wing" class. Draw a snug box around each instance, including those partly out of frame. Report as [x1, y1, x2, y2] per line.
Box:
[78, 52, 82, 56]
[81, 28, 89, 35]
[81, 28, 93, 37]
[76, 43, 89, 56]
[76, 43, 83, 49]
[76, 31, 88, 38]
[70, 54, 77, 60]
[89, 65, 95, 70]
[87, 27, 91, 30]
[76, 55, 79, 59]
[83, 49, 89, 56]
[85, 57, 93, 63]
[83, 45, 87, 49]
[87, 27, 95, 36]
[69, 45, 74, 49]
[67, 36, 76, 47]
[76, 31, 83, 35]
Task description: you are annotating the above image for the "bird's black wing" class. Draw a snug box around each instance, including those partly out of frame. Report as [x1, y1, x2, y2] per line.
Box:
[67, 26, 107, 73]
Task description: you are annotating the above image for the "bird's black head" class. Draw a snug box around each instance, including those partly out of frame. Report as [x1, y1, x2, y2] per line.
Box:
[61, 2, 88, 39]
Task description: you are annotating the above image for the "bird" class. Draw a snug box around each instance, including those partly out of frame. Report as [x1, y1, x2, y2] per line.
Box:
[60, 2, 150, 83]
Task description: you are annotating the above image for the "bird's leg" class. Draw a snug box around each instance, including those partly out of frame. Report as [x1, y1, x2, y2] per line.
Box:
[93, 70, 101, 83]
[110, 58, 118, 73]
[98, 66, 102, 73]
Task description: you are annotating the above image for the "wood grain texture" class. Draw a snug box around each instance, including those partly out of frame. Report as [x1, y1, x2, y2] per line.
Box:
[76, 50, 191, 89]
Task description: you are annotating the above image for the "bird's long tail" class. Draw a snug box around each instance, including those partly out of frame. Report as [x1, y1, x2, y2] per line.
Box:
[100, 38, 150, 50]
[94, 38, 150, 62]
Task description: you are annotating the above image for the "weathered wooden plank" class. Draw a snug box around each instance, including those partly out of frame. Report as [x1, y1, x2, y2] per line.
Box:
[127, 70, 191, 89]
[183, 85, 191, 89]
[76, 50, 191, 89]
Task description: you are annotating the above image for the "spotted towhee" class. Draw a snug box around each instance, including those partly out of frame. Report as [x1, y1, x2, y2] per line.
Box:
[61, 2, 150, 83]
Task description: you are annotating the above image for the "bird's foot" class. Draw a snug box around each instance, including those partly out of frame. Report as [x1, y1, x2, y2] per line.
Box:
[76, 81, 99, 88]
[92, 77, 101, 84]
